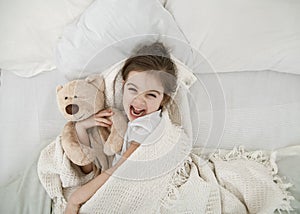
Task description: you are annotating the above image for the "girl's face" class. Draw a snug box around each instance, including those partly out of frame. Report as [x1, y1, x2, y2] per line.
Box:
[122, 71, 165, 121]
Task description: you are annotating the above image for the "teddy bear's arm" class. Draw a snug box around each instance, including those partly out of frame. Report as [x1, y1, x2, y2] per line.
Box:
[102, 108, 128, 155]
[61, 121, 96, 166]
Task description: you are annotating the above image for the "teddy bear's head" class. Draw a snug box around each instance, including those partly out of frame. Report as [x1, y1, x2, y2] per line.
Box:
[56, 75, 106, 121]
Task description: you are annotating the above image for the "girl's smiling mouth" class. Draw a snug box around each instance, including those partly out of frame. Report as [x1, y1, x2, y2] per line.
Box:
[130, 105, 145, 118]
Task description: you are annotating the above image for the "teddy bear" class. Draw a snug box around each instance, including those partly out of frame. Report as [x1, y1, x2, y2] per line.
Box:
[56, 74, 127, 171]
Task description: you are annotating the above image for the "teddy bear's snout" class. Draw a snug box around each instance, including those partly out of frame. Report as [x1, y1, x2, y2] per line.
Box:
[65, 104, 79, 115]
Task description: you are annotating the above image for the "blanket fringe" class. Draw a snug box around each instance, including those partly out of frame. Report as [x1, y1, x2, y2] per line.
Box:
[160, 147, 295, 212]
[52, 197, 67, 214]
[160, 157, 192, 209]
[212, 146, 295, 213]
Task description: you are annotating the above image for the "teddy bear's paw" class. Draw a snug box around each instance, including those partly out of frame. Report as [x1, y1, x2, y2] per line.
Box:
[62, 140, 96, 166]
[103, 133, 124, 156]
[103, 143, 117, 156]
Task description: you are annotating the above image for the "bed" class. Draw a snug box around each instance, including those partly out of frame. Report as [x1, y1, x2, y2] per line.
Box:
[0, 0, 299, 213]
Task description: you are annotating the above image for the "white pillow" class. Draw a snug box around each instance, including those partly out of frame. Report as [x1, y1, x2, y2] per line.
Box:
[0, 0, 93, 77]
[55, 0, 196, 80]
[165, 0, 300, 75]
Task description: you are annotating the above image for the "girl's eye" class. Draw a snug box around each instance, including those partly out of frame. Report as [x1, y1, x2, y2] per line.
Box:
[147, 93, 157, 98]
[128, 88, 137, 92]
[64, 97, 68, 100]
[74, 95, 78, 98]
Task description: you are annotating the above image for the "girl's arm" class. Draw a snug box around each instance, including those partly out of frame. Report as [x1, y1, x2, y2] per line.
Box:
[65, 142, 140, 214]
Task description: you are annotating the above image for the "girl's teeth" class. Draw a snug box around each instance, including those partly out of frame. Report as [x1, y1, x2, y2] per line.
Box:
[131, 106, 144, 116]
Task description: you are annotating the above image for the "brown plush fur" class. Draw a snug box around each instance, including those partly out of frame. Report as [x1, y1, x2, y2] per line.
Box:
[56, 75, 127, 169]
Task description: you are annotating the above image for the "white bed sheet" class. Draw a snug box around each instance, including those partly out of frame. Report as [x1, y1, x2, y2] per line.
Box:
[1, 68, 300, 187]
[190, 70, 300, 150]
[0, 70, 68, 186]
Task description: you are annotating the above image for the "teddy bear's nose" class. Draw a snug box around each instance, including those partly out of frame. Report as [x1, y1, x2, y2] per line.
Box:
[65, 104, 79, 115]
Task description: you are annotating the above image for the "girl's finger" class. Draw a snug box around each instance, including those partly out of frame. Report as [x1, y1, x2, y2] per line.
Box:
[96, 109, 114, 117]
[95, 118, 113, 125]
[96, 122, 111, 127]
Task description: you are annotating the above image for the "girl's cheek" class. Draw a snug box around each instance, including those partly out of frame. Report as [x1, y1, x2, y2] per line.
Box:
[123, 93, 133, 107]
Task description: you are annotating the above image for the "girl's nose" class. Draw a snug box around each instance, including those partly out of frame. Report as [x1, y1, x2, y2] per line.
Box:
[132, 94, 146, 107]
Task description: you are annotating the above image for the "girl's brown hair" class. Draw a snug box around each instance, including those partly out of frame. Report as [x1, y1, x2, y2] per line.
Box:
[121, 42, 177, 106]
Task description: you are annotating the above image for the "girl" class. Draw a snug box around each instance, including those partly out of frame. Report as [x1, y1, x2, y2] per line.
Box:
[65, 42, 181, 213]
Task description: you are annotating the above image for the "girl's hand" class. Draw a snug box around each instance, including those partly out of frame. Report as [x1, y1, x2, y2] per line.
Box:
[76, 108, 114, 130]
[75, 108, 113, 148]
[64, 200, 81, 214]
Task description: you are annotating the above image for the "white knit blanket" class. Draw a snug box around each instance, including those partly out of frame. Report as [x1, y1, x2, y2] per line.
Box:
[38, 111, 293, 213]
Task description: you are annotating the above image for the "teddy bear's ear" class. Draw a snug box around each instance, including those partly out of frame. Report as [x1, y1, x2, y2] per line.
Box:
[85, 75, 105, 91]
[56, 85, 63, 94]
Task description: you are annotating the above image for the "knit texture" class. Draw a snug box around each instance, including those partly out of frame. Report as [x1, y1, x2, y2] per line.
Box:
[38, 112, 293, 213]
[37, 136, 97, 214]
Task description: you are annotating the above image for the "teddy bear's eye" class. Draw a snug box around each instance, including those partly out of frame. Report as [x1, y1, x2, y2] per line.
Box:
[64, 97, 68, 100]
[74, 95, 78, 98]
